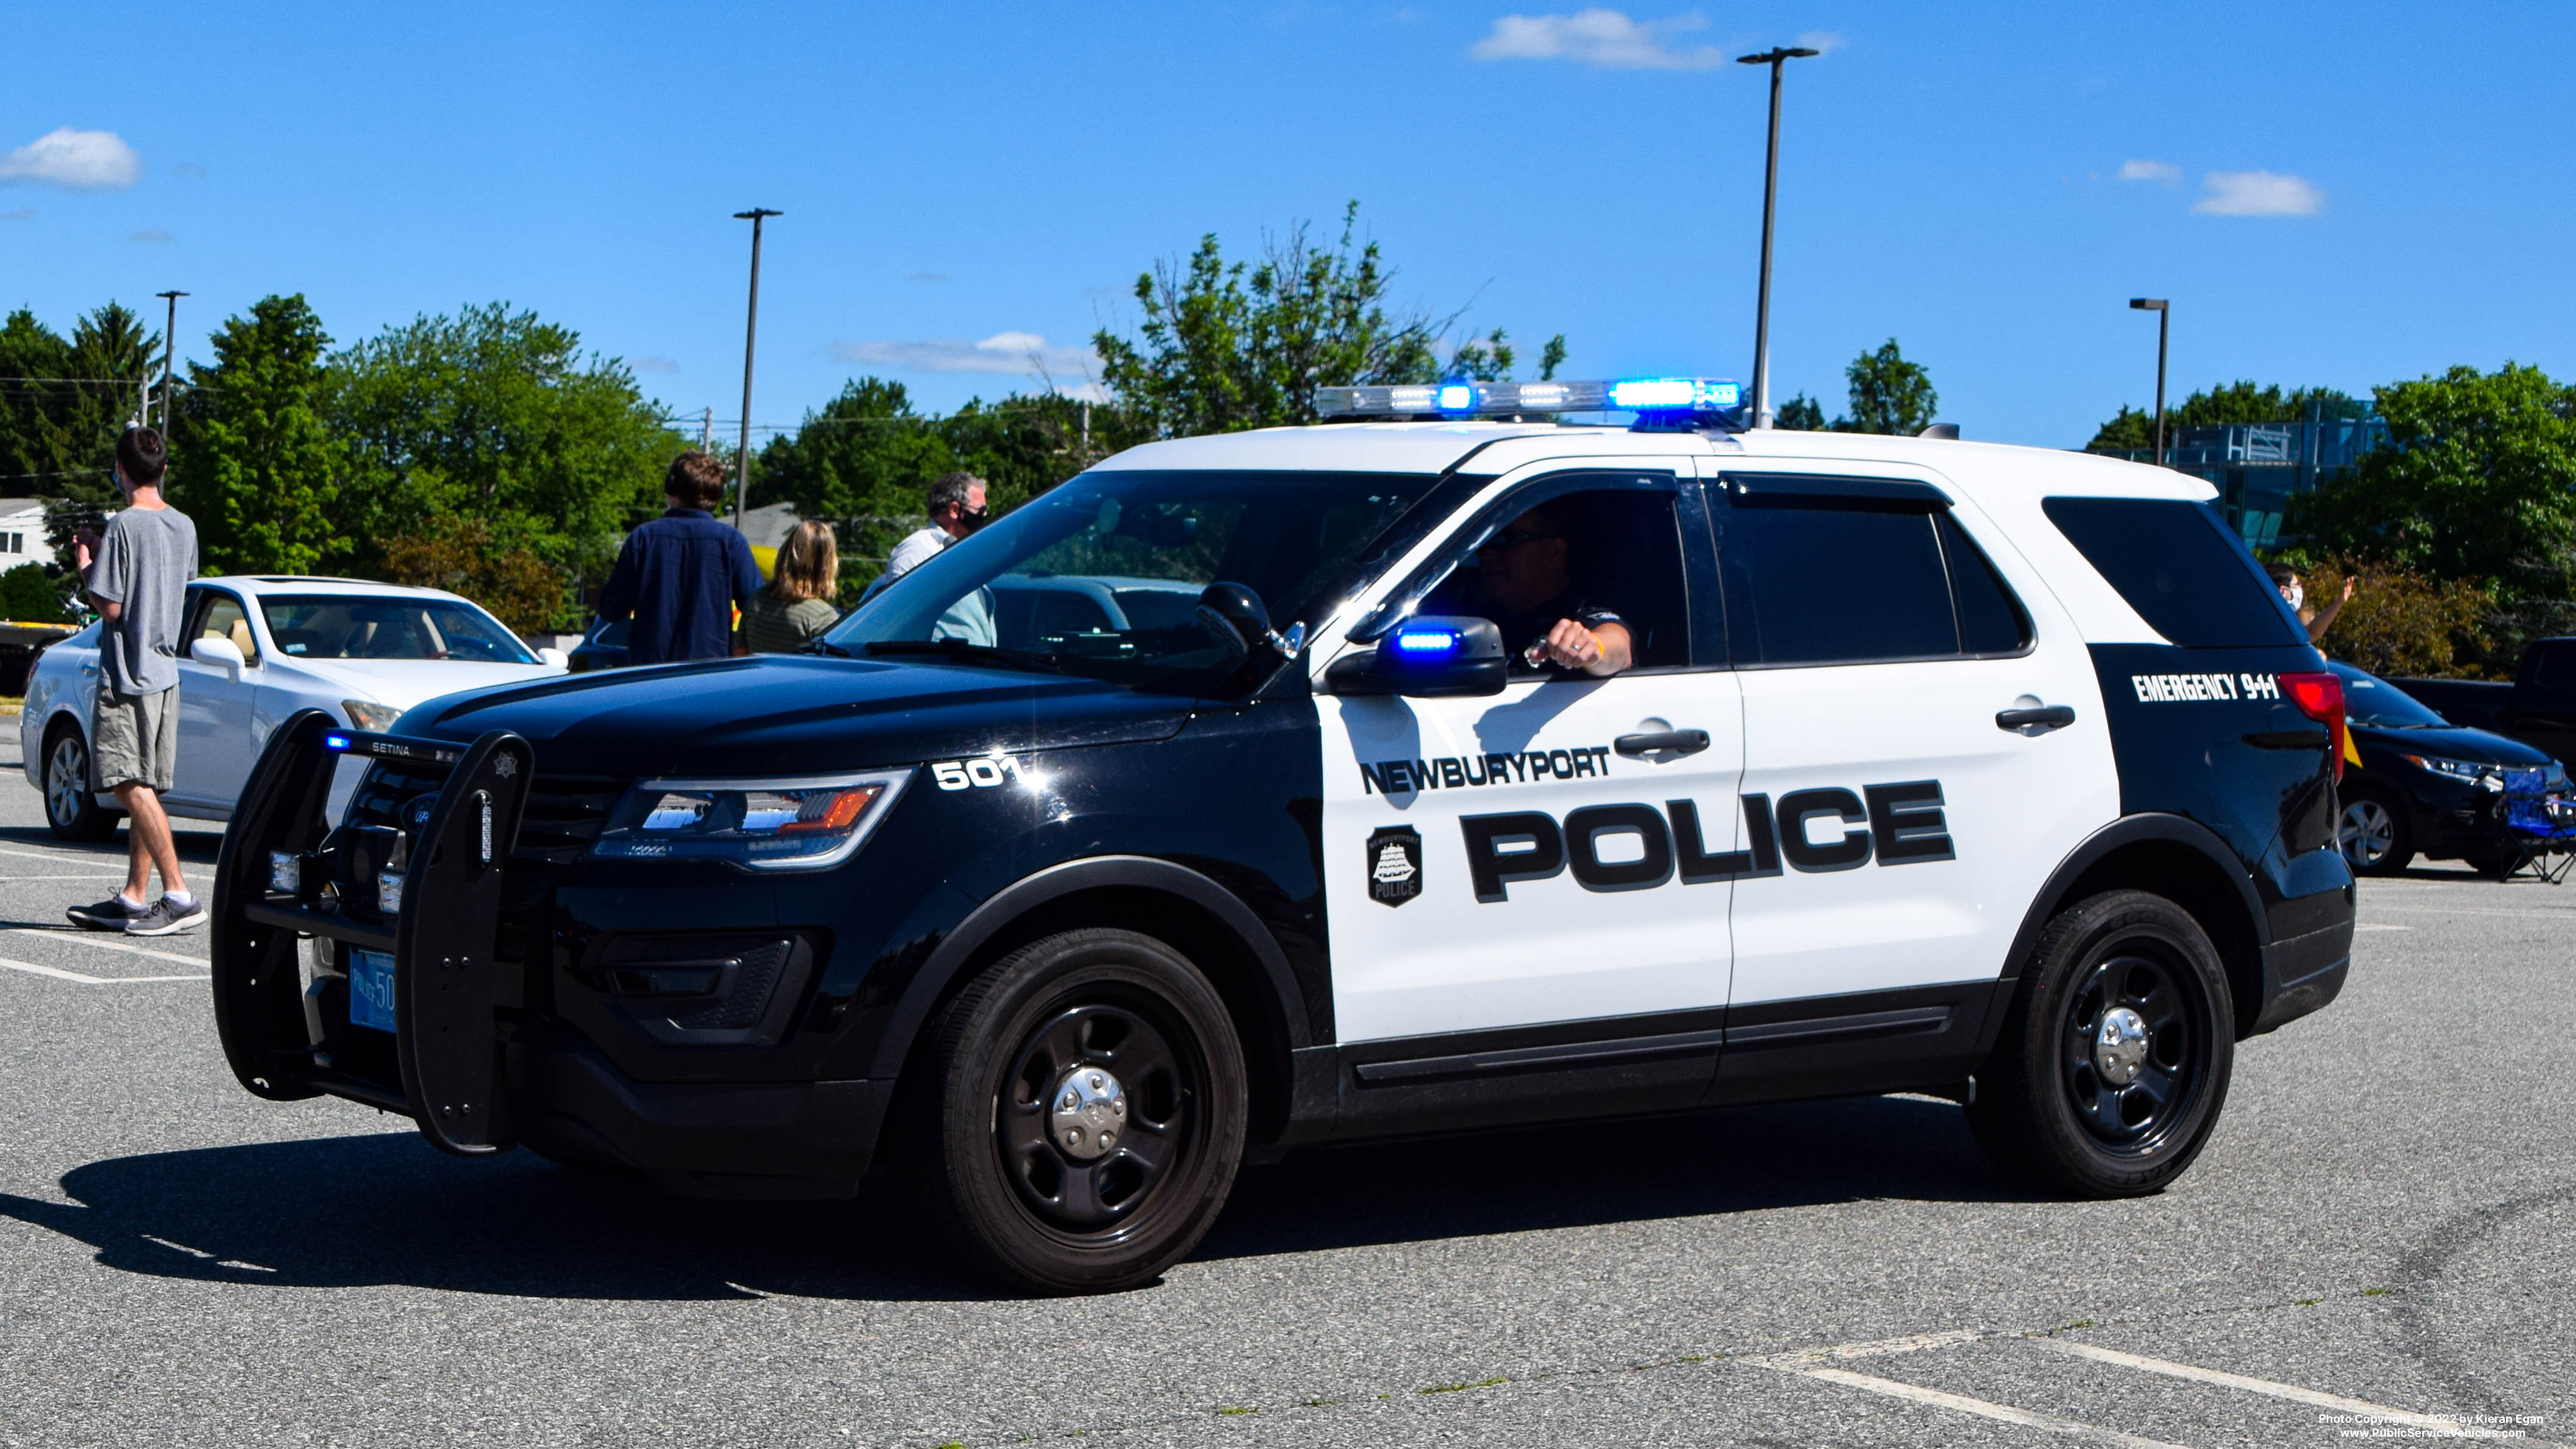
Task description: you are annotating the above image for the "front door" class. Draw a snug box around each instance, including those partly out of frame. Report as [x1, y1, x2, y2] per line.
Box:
[1319, 468, 1744, 1045]
[1711, 468, 2118, 1068]
[172, 588, 265, 811]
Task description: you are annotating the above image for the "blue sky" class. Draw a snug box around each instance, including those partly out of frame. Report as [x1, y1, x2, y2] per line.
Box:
[5, 1, 2572, 449]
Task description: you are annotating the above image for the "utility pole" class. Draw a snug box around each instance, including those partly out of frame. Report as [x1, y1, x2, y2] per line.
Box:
[700, 406, 712, 451]
[154, 290, 187, 432]
[1738, 45, 1820, 429]
[2129, 298, 2170, 466]
[732, 207, 782, 530]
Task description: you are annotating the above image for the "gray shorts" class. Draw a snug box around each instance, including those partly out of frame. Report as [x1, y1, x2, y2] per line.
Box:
[91, 684, 178, 793]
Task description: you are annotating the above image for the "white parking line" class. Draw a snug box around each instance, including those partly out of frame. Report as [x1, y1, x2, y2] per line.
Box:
[2028, 1340, 2545, 1442]
[0, 874, 129, 881]
[2353, 923, 2415, 932]
[1789, 1366, 2193, 1448]
[0, 844, 126, 866]
[2363, 905, 2576, 922]
[4, 926, 207, 967]
[0, 957, 209, 985]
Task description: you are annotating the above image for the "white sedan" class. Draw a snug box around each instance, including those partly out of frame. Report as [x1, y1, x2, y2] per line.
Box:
[19, 576, 567, 841]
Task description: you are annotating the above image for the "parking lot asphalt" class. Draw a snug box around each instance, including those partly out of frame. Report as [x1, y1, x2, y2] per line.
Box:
[0, 749, 2569, 1449]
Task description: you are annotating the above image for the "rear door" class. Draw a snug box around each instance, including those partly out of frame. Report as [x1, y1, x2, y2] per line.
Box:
[1711, 467, 2118, 1093]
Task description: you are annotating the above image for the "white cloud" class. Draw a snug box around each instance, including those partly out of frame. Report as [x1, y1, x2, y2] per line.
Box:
[632, 355, 679, 374]
[0, 207, 32, 222]
[129, 228, 172, 243]
[2194, 170, 2324, 217]
[0, 128, 142, 190]
[833, 330, 1098, 383]
[1794, 29, 1844, 54]
[2117, 159, 2181, 184]
[1469, 9, 1729, 69]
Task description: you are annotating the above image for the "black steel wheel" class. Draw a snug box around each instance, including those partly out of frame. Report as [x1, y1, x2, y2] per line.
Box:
[43, 722, 119, 843]
[2336, 789, 2414, 875]
[1968, 889, 2235, 1197]
[905, 928, 1246, 1294]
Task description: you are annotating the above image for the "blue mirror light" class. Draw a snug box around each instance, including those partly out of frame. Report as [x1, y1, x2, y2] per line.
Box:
[323, 734, 352, 751]
[1392, 627, 1463, 658]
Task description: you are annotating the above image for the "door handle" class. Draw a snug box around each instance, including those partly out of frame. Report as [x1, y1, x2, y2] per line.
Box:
[1615, 728, 1711, 757]
[1996, 704, 2076, 734]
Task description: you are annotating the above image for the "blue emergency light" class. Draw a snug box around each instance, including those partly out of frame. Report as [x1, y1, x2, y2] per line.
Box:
[1392, 626, 1464, 658]
[323, 733, 352, 751]
[1315, 378, 1743, 430]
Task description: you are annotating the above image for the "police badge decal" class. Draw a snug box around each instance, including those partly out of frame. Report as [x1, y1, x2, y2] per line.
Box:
[1366, 826, 1422, 906]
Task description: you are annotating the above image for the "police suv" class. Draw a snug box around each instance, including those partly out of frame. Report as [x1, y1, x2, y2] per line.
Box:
[211, 378, 2355, 1293]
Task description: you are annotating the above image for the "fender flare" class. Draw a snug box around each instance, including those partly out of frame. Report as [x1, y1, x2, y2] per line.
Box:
[1975, 813, 2267, 1058]
[863, 854, 1312, 1082]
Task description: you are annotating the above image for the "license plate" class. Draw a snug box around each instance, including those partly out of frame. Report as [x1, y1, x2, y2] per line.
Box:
[349, 949, 397, 1033]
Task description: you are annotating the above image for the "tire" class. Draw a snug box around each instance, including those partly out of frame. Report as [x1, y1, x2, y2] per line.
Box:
[903, 928, 1248, 1294]
[1967, 890, 2235, 1198]
[2336, 788, 2415, 875]
[42, 722, 119, 843]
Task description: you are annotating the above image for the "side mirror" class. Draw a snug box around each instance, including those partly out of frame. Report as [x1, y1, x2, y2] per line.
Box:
[190, 634, 247, 681]
[1324, 616, 1508, 697]
[538, 647, 569, 669]
[1196, 582, 1304, 661]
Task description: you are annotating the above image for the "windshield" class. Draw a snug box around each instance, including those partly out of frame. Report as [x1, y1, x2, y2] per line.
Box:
[2331, 662, 2451, 728]
[261, 596, 538, 664]
[824, 469, 1441, 692]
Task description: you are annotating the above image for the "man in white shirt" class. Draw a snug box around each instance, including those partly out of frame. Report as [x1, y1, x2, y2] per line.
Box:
[875, 471, 987, 589]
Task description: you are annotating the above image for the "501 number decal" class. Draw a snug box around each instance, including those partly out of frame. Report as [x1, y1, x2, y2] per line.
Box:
[931, 756, 1025, 790]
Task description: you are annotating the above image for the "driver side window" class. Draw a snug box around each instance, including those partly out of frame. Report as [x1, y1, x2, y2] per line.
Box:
[1413, 479, 1695, 674]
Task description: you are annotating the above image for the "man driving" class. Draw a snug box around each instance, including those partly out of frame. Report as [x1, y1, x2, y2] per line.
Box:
[1471, 499, 1632, 677]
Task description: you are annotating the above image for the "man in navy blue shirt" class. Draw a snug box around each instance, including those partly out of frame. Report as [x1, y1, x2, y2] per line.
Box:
[597, 452, 764, 665]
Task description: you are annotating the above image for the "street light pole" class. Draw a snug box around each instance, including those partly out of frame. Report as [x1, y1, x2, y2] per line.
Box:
[732, 207, 782, 531]
[153, 290, 186, 432]
[1738, 44, 1819, 429]
[2129, 297, 2170, 466]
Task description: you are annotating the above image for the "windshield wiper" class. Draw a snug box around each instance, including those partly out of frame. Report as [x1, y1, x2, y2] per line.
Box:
[863, 639, 1065, 675]
[806, 639, 854, 658]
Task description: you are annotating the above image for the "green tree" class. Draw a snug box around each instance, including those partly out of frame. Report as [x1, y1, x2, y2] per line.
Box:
[324, 303, 683, 623]
[178, 295, 346, 575]
[2087, 383, 2365, 451]
[1093, 201, 1565, 437]
[15, 304, 160, 560]
[1, 560, 70, 624]
[0, 310, 78, 496]
[1775, 392, 1827, 431]
[1831, 339, 1938, 436]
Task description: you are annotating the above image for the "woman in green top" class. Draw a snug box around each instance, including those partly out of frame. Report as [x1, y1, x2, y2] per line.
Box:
[742, 519, 843, 653]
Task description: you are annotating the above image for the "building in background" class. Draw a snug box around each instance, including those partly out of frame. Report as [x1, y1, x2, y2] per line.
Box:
[2089, 404, 2389, 547]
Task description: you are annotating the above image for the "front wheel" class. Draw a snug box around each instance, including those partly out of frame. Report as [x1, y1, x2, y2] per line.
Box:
[2337, 789, 2415, 875]
[43, 724, 119, 843]
[1968, 890, 2235, 1197]
[906, 928, 1248, 1294]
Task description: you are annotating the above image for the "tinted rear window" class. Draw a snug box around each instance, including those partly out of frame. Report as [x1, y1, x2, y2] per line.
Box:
[2042, 497, 2303, 648]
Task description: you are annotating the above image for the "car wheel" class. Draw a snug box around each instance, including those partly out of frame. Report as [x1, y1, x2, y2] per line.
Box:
[2336, 789, 2414, 875]
[43, 723, 119, 843]
[1967, 889, 2235, 1198]
[905, 928, 1247, 1294]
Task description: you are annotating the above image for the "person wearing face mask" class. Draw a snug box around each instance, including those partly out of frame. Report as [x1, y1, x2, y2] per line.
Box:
[2266, 563, 2352, 645]
[866, 471, 989, 600]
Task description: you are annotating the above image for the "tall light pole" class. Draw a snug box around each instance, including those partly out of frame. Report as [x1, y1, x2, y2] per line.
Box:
[1738, 45, 1819, 428]
[732, 207, 781, 530]
[153, 290, 186, 432]
[2129, 297, 2169, 466]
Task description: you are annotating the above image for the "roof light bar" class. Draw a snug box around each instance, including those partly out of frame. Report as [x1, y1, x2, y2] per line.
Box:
[1315, 377, 1741, 424]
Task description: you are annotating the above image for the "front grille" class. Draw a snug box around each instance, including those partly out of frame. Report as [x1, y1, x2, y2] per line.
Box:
[346, 760, 624, 863]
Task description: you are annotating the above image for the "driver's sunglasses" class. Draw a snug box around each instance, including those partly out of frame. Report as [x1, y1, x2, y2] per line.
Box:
[1479, 527, 1559, 554]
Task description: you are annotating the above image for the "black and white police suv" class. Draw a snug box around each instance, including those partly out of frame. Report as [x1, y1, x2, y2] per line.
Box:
[211, 378, 2354, 1292]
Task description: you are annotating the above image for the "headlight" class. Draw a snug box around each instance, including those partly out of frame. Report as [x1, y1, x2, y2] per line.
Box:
[2403, 754, 2501, 788]
[590, 770, 910, 870]
[343, 700, 403, 732]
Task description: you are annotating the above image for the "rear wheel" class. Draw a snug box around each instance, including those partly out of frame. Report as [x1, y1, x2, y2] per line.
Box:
[905, 928, 1247, 1294]
[43, 723, 119, 843]
[1968, 890, 2235, 1197]
[2336, 788, 2414, 875]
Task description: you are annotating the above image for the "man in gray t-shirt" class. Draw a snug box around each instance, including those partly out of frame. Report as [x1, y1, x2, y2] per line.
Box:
[67, 426, 206, 937]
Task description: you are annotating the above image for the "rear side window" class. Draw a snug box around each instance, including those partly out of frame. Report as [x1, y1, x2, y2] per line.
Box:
[1714, 494, 2035, 666]
[2042, 496, 2303, 648]
[1718, 498, 1959, 665]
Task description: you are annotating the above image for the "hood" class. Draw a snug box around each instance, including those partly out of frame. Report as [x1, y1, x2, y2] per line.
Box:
[395, 654, 1192, 778]
[274, 656, 564, 706]
[2351, 720, 2554, 767]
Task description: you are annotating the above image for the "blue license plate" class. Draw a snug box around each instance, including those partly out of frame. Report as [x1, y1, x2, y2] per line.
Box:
[349, 949, 397, 1033]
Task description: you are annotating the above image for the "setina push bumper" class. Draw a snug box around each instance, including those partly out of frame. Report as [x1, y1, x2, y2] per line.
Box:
[212, 709, 531, 1155]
